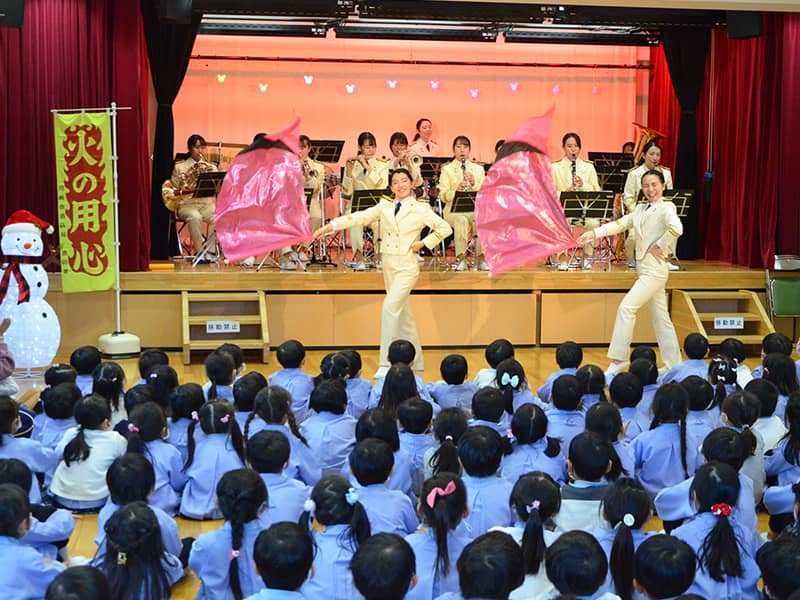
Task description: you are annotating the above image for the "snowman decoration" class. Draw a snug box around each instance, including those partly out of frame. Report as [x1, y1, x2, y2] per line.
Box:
[0, 210, 61, 370]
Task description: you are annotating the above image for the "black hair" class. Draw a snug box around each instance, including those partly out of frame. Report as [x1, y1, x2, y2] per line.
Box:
[485, 338, 515, 368]
[63, 394, 111, 466]
[495, 358, 526, 414]
[419, 473, 467, 577]
[103, 501, 172, 600]
[634, 535, 697, 599]
[551, 374, 582, 410]
[471, 387, 505, 423]
[745, 377, 780, 417]
[440, 354, 468, 385]
[764, 352, 800, 396]
[232, 371, 268, 413]
[276, 339, 305, 369]
[510, 472, 561, 575]
[757, 534, 800, 600]
[680, 375, 715, 412]
[242, 135, 292, 155]
[253, 522, 314, 591]
[169, 383, 204, 422]
[494, 138, 506, 153]
[494, 141, 544, 162]
[389, 131, 409, 147]
[106, 454, 155, 505]
[585, 403, 627, 479]
[0, 458, 32, 494]
[690, 462, 743, 582]
[569, 431, 612, 482]
[357, 131, 377, 148]
[721, 391, 760, 459]
[561, 132, 582, 148]
[630, 345, 658, 363]
[45, 565, 112, 600]
[387, 339, 415, 365]
[397, 398, 432, 434]
[511, 404, 561, 457]
[218, 343, 244, 372]
[546, 530, 607, 596]
[602, 478, 653, 600]
[123, 384, 156, 415]
[204, 351, 236, 401]
[379, 363, 418, 420]
[458, 531, 525, 599]
[388, 168, 413, 187]
[125, 402, 167, 455]
[451, 135, 471, 151]
[44, 363, 77, 387]
[414, 118, 431, 136]
[217, 469, 268, 600]
[622, 140, 635, 153]
[349, 438, 394, 486]
[701, 427, 748, 471]
[309, 380, 348, 416]
[314, 352, 350, 387]
[245, 385, 309, 447]
[0, 483, 28, 538]
[69, 345, 102, 375]
[301, 476, 371, 551]
[40, 383, 80, 420]
[780, 392, 800, 467]
[577, 364, 607, 402]
[555, 340, 582, 369]
[458, 426, 503, 477]
[187, 134, 206, 150]
[650, 382, 689, 477]
[609, 372, 643, 409]
[642, 168, 666, 184]
[183, 401, 246, 470]
[428, 408, 468, 476]
[137, 349, 169, 379]
[708, 355, 740, 408]
[246, 430, 290, 474]
[718, 337, 747, 364]
[684, 333, 709, 360]
[145, 365, 178, 415]
[355, 408, 399, 451]
[0, 396, 18, 444]
[351, 533, 416, 600]
[92, 361, 125, 413]
[339, 349, 362, 378]
[762, 332, 793, 356]
[630, 358, 658, 386]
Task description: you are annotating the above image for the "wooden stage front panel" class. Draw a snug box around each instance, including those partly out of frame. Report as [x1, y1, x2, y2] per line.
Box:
[49, 260, 771, 352]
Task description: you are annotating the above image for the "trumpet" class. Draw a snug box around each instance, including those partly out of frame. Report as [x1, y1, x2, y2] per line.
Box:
[396, 150, 422, 168]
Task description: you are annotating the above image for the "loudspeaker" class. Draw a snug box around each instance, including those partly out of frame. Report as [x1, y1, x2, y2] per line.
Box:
[159, 0, 193, 24]
[0, 0, 26, 28]
[727, 11, 763, 39]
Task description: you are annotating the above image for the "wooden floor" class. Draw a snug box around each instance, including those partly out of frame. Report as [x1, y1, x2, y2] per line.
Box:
[47, 347, 773, 600]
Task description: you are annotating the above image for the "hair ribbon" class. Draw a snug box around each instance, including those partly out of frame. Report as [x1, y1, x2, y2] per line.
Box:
[345, 487, 359, 505]
[711, 502, 732, 517]
[117, 551, 127, 565]
[220, 413, 231, 424]
[500, 373, 520, 388]
[191, 411, 200, 422]
[526, 500, 541, 514]
[127, 424, 140, 433]
[426, 480, 457, 509]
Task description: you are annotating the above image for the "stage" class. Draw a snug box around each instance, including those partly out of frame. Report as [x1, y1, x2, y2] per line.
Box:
[48, 258, 778, 359]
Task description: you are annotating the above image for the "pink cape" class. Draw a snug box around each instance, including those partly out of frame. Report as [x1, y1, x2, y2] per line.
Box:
[214, 118, 312, 262]
[475, 151, 576, 275]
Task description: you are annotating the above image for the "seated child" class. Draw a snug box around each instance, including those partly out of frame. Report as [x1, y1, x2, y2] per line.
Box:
[545, 374, 585, 452]
[397, 398, 436, 497]
[661, 333, 709, 384]
[633, 535, 697, 600]
[537, 340, 582, 402]
[70, 345, 101, 396]
[428, 354, 477, 413]
[270, 340, 315, 423]
[545, 531, 613, 600]
[370, 340, 435, 408]
[249, 522, 315, 600]
[352, 533, 416, 600]
[609, 372, 648, 441]
[473, 338, 515, 390]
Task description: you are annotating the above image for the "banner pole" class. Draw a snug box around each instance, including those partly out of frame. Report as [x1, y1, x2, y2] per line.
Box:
[109, 101, 122, 333]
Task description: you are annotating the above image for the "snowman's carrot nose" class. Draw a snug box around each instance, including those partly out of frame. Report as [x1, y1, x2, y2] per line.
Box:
[23, 242, 31, 249]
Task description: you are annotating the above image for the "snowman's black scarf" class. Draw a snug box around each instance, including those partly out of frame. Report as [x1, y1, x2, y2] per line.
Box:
[0, 255, 39, 305]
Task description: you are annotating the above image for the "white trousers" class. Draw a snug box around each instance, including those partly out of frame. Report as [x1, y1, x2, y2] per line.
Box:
[444, 208, 480, 257]
[608, 253, 681, 368]
[379, 253, 423, 370]
[178, 197, 215, 253]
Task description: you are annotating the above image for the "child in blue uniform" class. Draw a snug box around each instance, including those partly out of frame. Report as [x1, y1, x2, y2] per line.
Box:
[45, 566, 112, 599]
[747, 378, 786, 451]
[32, 382, 79, 452]
[370, 340, 435, 407]
[428, 354, 476, 413]
[167, 383, 205, 464]
[398, 398, 436, 496]
[765, 391, 800, 486]
[538, 340, 582, 402]
[661, 332, 709, 384]
[340, 349, 373, 420]
[609, 372, 647, 440]
[299, 381, 356, 476]
[545, 531, 610, 600]
[546, 374, 586, 452]
[353, 409, 414, 498]
[576, 364, 608, 413]
[756, 534, 800, 600]
[633, 535, 696, 600]
[469, 387, 511, 438]
[680, 375, 719, 445]
[351, 533, 416, 600]
[134, 348, 170, 387]
[232, 372, 268, 432]
[202, 350, 236, 403]
[70, 345, 101, 396]
[247, 522, 314, 600]
[92, 362, 127, 428]
[496, 358, 539, 414]
[270, 340, 315, 423]
[502, 404, 566, 485]
[423, 408, 468, 480]
[180, 401, 247, 519]
[629, 358, 659, 427]
[585, 402, 634, 478]
[473, 338, 515, 389]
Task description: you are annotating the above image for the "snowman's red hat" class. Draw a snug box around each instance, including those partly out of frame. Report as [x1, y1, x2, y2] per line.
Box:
[2, 210, 54, 237]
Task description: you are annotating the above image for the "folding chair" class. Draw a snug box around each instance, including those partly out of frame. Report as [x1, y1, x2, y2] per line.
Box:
[766, 255, 800, 324]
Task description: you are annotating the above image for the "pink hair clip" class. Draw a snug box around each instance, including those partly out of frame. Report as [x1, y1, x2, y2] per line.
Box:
[191, 411, 200, 422]
[128, 424, 140, 433]
[426, 480, 457, 509]
[220, 413, 231, 424]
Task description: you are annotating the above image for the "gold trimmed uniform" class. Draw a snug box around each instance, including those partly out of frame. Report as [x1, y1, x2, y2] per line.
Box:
[438, 159, 486, 257]
[162, 157, 217, 254]
[341, 158, 390, 255]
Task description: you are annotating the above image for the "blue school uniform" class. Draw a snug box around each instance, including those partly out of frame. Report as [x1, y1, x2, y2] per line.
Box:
[461, 473, 514, 538]
[259, 472, 310, 523]
[345, 377, 373, 419]
[405, 525, 471, 599]
[618, 406, 646, 440]
[511, 389, 545, 413]
[775, 394, 789, 422]
[537, 367, 578, 403]
[355, 483, 418, 535]
[369, 374, 440, 417]
[75, 373, 94, 396]
[269, 368, 315, 423]
[341, 448, 415, 500]
[765, 438, 800, 486]
[502, 440, 567, 484]
[180, 433, 247, 519]
[21, 508, 75, 560]
[301, 524, 361, 600]
[661, 358, 709, 384]
[686, 410, 716, 447]
[428, 381, 477, 413]
[299, 411, 357, 475]
[190, 520, 266, 600]
[94, 499, 181, 559]
[0, 535, 66, 599]
[473, 367, 497, 389]
[614, 440, 635, 478]
[167, 417, 193, 464]
[203, 381, 234, 403]
[581, 393, 604, 412]
[764, 483, 795, 515]
[0, 434, 58, 503]
[553, 481, 608, 532]
[31, 414, 75, 449]
[590, 527, 652, 600]
[245, 590, 306, 600]
[144, 439, 188, 515]
[632, 423, 700, 497]
[250, 421, 322, 486]
[400, 430, 437, 495]
[671, 512, 760, 599]
[635, 384, 659, 426]
[235, 410, 252, 432]
[490, 525, 560, 600]
[544, 408, 585, 452]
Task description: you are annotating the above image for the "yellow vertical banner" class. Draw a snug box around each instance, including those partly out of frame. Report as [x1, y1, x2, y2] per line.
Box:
[54, 111, 117, 293]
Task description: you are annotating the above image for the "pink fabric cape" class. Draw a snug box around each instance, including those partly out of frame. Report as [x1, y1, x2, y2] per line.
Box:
[214, 117, 312, 262]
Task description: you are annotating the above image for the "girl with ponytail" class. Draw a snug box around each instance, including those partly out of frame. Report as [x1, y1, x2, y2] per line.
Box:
[501, 404, 566, 485]
[423, 408, 468, 479]
[167, 383, 204, 464]
[231, 372, 268, 431]
[766, 391, 800, 487]
[672, 462, 760, 598]
[585, 401, 633, 479]
[404, 473, 469, 599]
[576, 363, 608, 412]
[722, 390, 765, 502]
[202, 350, 236, 402]
[189, 469, 268, 600]
[92, 361, 127, 427]
[708, 355, 740, 410]
[179, 401, 246, 519]
[495, 358, 537, 415]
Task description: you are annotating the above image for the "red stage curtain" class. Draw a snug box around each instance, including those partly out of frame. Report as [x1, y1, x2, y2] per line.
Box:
[777, 14, 800, 255]
[0, 0, 150, 271]
[647, 45, 680, 169]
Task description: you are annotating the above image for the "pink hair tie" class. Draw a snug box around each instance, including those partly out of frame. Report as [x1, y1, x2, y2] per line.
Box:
[220, 413, 231, 424]
[191, 411, 200, 422]
[711, 502, 732, 517]
[127, 424, 140, 433]
[229, 549, 241, 560]
[426, 480, 457, 509]
[526, 500, 540, 514]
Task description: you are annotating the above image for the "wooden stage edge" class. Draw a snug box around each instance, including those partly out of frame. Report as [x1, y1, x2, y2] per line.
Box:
[48, 259, 786, 356]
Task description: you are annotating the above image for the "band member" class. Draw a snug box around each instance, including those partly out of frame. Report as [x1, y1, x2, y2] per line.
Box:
[162, 134, 217, 255]
[341, 132, 389, 269]
[438, 136, 487, 271]
[314, 168, 452, 377]
[388, 132, 423, 187]
[410, 118, 440, 156]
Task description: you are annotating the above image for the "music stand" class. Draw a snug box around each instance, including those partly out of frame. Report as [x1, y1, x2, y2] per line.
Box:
[351, 189, 388, 267]
[310, 140, 345, 164]
[191, 171, 227, 267]
[588, 152, 634, 194]
[559, 191, 616, 270]
[420, 157, 451, 182]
